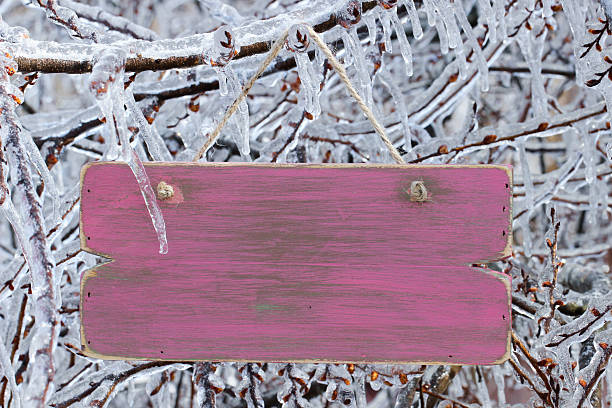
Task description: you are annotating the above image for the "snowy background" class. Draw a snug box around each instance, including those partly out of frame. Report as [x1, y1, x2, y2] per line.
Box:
[0, 0, 611, 407]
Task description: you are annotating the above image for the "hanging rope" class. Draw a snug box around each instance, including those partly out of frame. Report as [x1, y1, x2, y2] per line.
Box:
[192, 24, 405, 165]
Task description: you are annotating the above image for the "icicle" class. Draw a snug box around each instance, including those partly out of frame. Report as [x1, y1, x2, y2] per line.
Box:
[352, 25, 373, 105]
[432, 0, 461, 50]
[95, 90, 120, 160]
[455, 46, 469, 80]
[516, 27, 548, 118]
[378, 11, 393, 53]
[422, 0, 437, 27]
[128, 149, 168, 253]
[453, 2, 490, 92]
[438, 21, 450, 55]
[314, 34, 327, 72]
[519, 140, 535, 209]
[115, 86, 168, 255]
[90, 49, 168, 254]
[287, 24, 322, 119]
[336, 0, 369, 106]
[600, 82, 612, 124]
[125, 90, 172, 161]
[476, 0, 497, 42]
[582, 129, 598, 225]
[389, 9, 413, 76]
[518, 140, 534, 256]
[432, 11, 449, 55]
[22, 127, 61, 224]
[295, 53, 319, 115]
[400, 0, 423, 39]
[363, 12, 378, 45]
[378, 69, 412, 150]
[225, 67, 250, 156]
[215, 67, 229, 96]
[341, 27, 374, 107]
[208, 26, 249, 156]
[493, 0, 506, 38]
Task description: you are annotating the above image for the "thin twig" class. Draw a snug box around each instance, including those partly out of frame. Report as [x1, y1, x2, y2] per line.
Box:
[512, 331, 553, 402]
[420, 385, 471, 408]
[507, 358, 550, 403]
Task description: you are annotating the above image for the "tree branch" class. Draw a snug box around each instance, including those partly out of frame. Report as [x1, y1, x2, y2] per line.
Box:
[15, 1, 380, 74]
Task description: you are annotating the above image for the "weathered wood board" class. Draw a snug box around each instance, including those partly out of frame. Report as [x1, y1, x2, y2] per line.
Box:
[80, 163, 513, 364]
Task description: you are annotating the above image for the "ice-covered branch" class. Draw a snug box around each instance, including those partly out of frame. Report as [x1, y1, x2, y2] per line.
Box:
[193, 362, 224, 408]
[55, 0, 159, 41]
[0, 69, 58, 407]
[14, 1, 384, 74]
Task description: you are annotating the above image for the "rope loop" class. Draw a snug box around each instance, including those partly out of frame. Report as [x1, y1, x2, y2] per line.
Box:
[192, 24, 405, 164]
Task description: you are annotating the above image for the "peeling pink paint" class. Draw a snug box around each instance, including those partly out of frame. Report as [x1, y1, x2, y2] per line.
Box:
[80, 163, 512, 364]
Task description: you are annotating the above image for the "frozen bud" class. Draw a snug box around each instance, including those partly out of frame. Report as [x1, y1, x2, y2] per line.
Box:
[286, 24, 310, 53]
[377, 0, 398, 9]
[210, 26, 238, 67]
[0, 52, 17, 81]
[0, 182, 7, 205]
[337, 0, 362, 28]
[0, 52, 23, 104]
[89, 50, 126, 99]
[6, 85, 23, 105]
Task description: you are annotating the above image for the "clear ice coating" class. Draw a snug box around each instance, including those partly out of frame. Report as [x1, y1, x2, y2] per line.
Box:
[208, 26, 250, 156]
[287, 24, 322, 118]
[90, 49, 168, 254]
[125, 89, 172, 162]
[401, 0, 423, 39]
[341, 28, 374, 107]
[389, 8, 413, 76]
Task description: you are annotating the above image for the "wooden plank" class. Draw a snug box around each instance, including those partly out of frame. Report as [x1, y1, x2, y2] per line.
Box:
[80, 163, 513, 364]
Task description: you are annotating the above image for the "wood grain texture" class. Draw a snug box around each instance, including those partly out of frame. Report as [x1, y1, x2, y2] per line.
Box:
[79, 163, 513, 364]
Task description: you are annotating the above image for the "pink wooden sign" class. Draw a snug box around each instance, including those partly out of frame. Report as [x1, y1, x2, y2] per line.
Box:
[80, 163, 512, 364]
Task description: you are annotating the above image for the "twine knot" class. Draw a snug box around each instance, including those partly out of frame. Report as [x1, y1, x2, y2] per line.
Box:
[409, 181, 428, 202]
